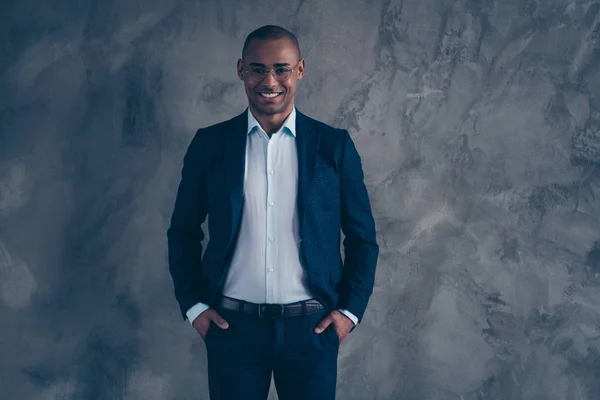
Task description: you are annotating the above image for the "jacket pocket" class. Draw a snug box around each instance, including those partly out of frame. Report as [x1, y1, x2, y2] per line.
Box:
[314, 164, 336, 177]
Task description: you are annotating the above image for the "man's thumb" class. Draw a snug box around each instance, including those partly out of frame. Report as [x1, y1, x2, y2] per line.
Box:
[314, 320, 330, 334]
[210, 312, 229, 329]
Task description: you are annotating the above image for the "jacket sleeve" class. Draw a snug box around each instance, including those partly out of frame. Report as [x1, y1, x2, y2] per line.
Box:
[167, 128, 211, 321]
[337, 129, 379, 324]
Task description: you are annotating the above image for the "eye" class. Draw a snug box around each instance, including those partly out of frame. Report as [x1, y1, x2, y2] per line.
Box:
[250, 67, 266, 74]
[275, 67, 291, 75]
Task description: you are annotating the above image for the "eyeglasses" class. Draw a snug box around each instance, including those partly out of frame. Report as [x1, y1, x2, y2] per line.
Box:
[242, 59, 303, 82]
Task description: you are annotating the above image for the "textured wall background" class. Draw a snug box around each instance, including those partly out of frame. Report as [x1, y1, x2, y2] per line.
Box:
[1, 0, 600, 399]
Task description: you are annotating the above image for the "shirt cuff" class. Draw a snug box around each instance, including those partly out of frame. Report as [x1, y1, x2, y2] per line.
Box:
[337, 308, 358, 325]
[186, 302, 210, 326]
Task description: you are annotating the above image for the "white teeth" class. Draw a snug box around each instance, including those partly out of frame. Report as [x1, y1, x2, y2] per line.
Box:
[260, 92, 281, 98]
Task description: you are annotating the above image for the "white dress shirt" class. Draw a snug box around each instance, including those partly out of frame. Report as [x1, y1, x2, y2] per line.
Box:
[186, 106, 358, 326]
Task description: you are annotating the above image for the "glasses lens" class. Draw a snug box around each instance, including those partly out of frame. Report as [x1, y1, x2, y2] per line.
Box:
[246, 67, 292, 82]
[274, 68, 291, 82]
[248, 68, 266, 81]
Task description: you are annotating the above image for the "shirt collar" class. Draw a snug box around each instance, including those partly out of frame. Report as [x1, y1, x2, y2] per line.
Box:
[247, 106, 297, 137]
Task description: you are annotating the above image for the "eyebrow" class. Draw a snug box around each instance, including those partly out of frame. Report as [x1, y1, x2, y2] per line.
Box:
[247, 62, 291, 67]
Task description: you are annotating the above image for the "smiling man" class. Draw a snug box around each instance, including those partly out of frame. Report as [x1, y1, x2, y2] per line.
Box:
[167, 25, 379, 400]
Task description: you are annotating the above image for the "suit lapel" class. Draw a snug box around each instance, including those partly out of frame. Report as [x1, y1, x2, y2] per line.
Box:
[295, 108, 320, 234]
[224, 109, 248, 244]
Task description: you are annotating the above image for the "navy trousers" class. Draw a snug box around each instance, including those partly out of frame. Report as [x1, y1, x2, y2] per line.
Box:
[204, 303, 340, 400]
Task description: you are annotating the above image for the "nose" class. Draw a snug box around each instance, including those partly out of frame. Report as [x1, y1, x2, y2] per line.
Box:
[262, 70, 279, 86]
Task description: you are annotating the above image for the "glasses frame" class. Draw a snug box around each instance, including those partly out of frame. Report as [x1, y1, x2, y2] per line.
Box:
[241, 59, 304, 82]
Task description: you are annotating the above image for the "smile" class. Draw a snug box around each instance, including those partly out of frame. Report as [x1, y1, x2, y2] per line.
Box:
[258, 92, 283, 98]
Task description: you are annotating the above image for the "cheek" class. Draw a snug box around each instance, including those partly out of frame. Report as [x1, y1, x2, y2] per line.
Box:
[284, 84, 296, 94]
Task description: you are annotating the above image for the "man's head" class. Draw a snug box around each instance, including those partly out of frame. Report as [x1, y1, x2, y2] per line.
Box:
[237, 25, 305, 117]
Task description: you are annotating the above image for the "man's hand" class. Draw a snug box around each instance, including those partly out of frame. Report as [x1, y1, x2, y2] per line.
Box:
[192, 308, 229, 340]
[314, 310, 354, 343]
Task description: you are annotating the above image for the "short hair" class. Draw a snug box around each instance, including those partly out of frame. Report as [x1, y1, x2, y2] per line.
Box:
[242, 25, 301, 61]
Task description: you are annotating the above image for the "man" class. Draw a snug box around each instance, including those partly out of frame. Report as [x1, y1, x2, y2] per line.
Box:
[167, 25, 379, 400]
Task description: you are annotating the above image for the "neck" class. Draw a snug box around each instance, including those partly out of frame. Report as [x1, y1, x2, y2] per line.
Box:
[249, 103, 294, 136]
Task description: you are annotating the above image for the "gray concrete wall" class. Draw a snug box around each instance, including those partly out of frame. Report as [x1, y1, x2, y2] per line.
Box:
[1, 0, 600, 399]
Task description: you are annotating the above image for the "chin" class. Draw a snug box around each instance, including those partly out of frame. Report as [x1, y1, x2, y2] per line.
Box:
[254, 100, 289, 115]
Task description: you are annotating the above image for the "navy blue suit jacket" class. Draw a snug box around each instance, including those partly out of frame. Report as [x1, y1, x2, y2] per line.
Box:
[167, 107, 379, 325]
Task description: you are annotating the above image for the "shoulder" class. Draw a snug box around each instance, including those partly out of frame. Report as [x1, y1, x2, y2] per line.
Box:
[296, 109, 349, 144]
[190, 109, 246, 146]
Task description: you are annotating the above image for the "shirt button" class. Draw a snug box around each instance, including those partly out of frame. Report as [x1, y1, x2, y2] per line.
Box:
[268, 268, 274, 272]
[269, 237, 274, 242]
[269, 201, 274, 206]
[269, 169, 274, 175]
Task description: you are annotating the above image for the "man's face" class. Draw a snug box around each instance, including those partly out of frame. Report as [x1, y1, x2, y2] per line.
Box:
[237, 38, 304, 116]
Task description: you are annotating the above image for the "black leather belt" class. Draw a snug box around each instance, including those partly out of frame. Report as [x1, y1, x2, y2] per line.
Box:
[217, 296, 324, 319]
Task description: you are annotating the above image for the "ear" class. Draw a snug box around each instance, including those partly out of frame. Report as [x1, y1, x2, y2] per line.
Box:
[237, 58, 245, 80]
[296, 58, 305, 80]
